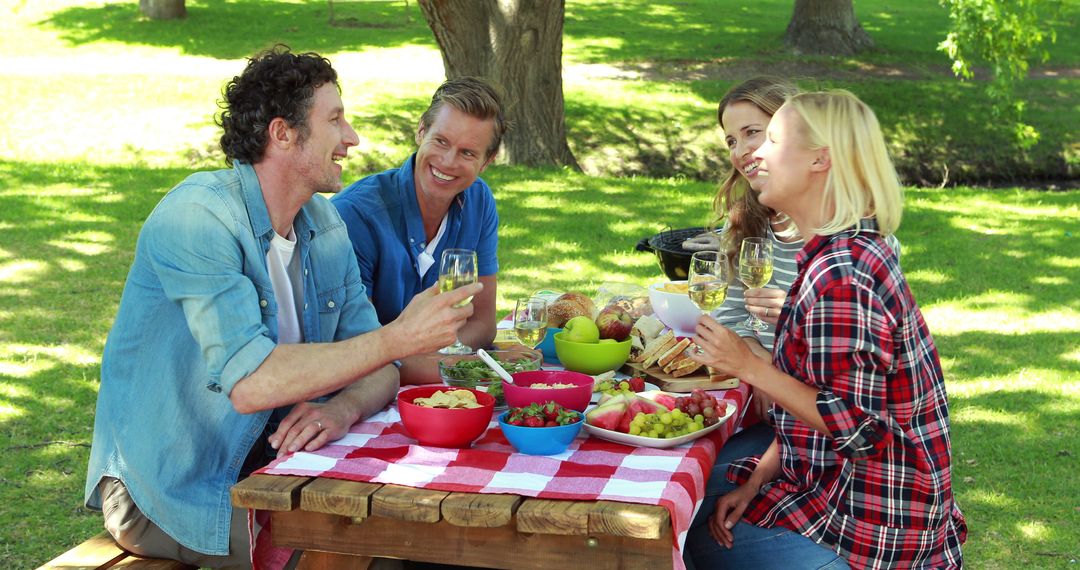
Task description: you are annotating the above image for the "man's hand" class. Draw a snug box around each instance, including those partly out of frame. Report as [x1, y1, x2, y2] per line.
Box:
[389, 282, 482, 355]
[268, 400, 353, 455]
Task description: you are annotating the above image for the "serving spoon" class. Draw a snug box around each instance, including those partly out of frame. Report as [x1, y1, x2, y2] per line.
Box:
[476, 348, 514, 385]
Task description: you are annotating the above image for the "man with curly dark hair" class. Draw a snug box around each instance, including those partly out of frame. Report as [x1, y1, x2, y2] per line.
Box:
[84, 46, 481, 568]
[333, 77, 508, 383]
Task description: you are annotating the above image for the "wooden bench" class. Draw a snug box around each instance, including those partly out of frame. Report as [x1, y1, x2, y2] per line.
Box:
[36, 531, 198, 570]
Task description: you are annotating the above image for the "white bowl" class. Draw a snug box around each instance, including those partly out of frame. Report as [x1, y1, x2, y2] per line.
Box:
[647, 281, 701, 334]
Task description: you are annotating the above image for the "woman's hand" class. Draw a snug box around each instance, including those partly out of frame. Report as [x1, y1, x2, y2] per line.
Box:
[689, 315, 758, 379]
[742, 287, 786, 326]
[268, 400, 354, 456]
[751, 386, 774, 425]
[709, 481, 760, 548]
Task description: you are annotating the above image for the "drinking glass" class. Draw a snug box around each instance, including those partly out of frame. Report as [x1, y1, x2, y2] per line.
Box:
[438, 248, 478, 355]
[513, 298, 548, 349]
[738, 237, 774, 332]
[686, 251, 729, 354]
[687, 251, 730, 314]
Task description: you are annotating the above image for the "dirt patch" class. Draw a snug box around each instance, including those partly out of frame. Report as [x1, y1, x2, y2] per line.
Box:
[565, 59, 1079, 83]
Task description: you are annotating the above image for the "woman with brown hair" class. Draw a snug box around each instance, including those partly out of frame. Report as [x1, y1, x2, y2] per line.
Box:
[685, 77, 802, 421]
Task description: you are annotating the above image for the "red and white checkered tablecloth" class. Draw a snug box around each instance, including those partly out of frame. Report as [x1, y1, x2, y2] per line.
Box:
[250, 382, 750, 570]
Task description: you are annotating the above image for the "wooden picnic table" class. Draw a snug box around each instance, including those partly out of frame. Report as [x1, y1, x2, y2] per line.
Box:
[232, 473, 673, 568]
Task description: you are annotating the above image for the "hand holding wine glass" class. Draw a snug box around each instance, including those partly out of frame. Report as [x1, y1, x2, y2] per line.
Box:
[438, 248, 478, 355]
[738, 237, 774, 332]
[513, 298, 548, 349]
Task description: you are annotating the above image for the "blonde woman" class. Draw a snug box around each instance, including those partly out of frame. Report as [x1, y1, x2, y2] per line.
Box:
[686, 91, 966, 568]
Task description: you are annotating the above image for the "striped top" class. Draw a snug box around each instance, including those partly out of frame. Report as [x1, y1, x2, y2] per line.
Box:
[712, 224, 804, 352]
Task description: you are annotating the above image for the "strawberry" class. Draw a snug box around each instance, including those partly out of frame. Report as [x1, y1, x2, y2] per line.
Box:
[524, 416, 545, 428]
[556, 409, 581, 425]
[628, 376, 646, 392]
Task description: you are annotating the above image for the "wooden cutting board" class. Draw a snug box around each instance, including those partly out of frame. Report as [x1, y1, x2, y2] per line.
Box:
[621, 362, 739, 393]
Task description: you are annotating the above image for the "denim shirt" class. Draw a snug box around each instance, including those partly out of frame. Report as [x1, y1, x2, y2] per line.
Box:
[84, 162, 381, 555]
[331, 154, 499, 324]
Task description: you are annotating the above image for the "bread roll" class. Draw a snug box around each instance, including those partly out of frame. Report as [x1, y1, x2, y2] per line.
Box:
[546, 292, 596, 327]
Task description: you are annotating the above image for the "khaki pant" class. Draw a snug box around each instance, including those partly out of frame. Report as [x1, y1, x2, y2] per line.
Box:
[98, 477, 407, 569]
[98, 476, 255, 569]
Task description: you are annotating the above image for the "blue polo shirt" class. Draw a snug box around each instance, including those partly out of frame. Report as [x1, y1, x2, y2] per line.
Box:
[332, 154, 499, 324]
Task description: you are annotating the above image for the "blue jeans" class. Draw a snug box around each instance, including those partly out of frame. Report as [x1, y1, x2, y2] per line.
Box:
[684, 424, 849, 569]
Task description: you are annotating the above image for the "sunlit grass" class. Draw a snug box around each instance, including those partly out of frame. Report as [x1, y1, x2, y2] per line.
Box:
[1, 1, 1078, 568]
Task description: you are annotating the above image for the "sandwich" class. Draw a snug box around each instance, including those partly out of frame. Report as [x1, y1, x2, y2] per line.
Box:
[640, 331, 677, 369]
[656, 338, 692, 370]
[628, 315, 665, 363]
[663, 346, 704, 377]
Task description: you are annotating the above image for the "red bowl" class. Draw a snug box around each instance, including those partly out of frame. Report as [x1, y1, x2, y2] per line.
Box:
[502, 370, 594, 412]
[397, 386, 495, 448]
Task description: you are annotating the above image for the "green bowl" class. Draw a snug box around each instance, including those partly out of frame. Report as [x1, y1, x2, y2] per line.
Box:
[552, 331, 632, 375]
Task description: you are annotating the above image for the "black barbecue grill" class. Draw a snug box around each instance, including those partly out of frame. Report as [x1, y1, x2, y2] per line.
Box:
[635, 226, 711, 281]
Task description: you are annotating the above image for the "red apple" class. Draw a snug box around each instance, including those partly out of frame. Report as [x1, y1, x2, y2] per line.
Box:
[595, 306, 633, 341]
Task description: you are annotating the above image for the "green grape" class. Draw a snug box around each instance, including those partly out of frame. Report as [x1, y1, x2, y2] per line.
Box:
[629, 425, 641, 435]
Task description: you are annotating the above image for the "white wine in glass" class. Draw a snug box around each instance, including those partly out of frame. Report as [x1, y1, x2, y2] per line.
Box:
[687, 251, 729, 354]
[437, 248, 478, 355]
[688, 280, 729, 311]
[513, 298, 548, 348]
[688, 251, 729, 313]
[439, 274, 476, 307]
[738, 237, 774, 331]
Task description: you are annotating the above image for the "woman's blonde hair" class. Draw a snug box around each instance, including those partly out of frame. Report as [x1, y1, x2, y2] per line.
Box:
[783, 90, 903, 236]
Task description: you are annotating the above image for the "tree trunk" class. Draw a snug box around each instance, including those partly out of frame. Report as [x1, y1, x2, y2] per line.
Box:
[417, 0, 579, 169]
[784, 0, 872, 56]
[140, 0, 186, 20]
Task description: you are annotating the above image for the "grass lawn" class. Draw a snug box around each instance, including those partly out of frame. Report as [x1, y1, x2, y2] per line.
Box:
[1, 0, 1078, 568]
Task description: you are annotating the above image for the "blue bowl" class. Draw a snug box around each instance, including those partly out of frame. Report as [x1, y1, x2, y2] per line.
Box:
[498, 411, 583, 455]
[537, 327, 562, 363]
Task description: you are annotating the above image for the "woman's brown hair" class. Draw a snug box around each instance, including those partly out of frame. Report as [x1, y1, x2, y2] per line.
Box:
[712, 77, 800, 268]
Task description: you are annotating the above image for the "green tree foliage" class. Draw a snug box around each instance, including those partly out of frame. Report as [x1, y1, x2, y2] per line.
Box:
[938, 0, 1061, 148]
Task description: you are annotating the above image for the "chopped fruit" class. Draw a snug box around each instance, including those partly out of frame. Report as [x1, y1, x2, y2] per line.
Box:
[505, 401, 580, 428]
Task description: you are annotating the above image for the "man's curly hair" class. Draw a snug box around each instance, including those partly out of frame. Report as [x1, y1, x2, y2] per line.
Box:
[217, 45, 338, 165]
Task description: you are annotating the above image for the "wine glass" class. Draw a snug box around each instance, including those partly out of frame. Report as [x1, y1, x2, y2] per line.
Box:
[687, 251, 730, 314]
[738, 237, 774, 332]
[686, 251, 729, 354]
[437, 248, 478, 355]
[513, 298, 548, 349]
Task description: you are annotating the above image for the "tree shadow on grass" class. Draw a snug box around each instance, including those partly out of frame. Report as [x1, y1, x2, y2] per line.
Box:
[949, 388, 1078, 564]
[896, 187, 1079, 315]
[0, 159, 197, 566]
[40, 1, 431, 60]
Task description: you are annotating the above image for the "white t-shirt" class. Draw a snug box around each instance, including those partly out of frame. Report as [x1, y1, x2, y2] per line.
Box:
[266, 227, 305, 345]
[415, 213, 449, 278]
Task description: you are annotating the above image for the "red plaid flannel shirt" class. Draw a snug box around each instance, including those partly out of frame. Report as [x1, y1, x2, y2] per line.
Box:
[728, 220, 967, 569]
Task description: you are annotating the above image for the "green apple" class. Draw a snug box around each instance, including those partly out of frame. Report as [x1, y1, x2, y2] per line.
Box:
[563, 315, 600, 343]
[598, 338, 617, 344]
